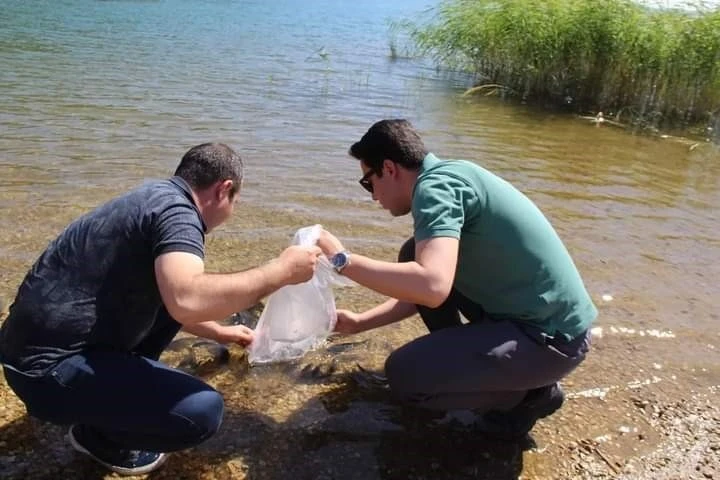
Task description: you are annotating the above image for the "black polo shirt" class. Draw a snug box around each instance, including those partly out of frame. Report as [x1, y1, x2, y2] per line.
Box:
[0, 177, 205, 376]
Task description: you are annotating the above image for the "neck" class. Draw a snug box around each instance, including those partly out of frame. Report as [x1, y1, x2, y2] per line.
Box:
[398, 166, 421, 194]
[190, 188, 213, 230]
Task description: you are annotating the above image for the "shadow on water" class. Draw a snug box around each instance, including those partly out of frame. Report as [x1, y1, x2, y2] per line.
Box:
[0, 413, 107, 479]
[145, 365, 527, 480]
[173, 334, 528, 480]
[0, 335, 527, 480]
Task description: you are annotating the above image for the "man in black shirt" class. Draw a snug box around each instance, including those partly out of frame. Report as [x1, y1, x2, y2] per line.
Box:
[0, 143, 321, 475]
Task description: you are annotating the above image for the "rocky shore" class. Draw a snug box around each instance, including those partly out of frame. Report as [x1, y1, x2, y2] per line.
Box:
[1, 311, 718, 480]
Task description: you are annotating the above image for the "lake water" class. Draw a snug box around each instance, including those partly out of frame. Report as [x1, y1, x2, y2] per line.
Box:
[1, 1, 719, 478]
[2, 0, 719, 333]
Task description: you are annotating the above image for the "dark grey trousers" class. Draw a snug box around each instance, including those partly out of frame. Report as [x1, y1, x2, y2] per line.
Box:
[384, 238, 590, 412]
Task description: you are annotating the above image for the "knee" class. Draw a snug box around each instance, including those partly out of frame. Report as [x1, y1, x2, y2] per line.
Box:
[384, 348, 421, 403]
[384, 350, 399, 386]
[174, 389, 224, 443]
[398, 237, 415, 262]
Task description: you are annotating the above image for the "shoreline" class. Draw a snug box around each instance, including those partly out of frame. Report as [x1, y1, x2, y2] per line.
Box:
[1, 311, 718, 479]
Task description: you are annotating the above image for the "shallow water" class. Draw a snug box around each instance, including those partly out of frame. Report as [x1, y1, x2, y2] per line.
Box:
[1, 0, 719, 478]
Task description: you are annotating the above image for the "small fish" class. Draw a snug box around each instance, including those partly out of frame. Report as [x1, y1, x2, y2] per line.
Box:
[165, 337, 198, 352]
[226, 302, 264, 329]
[299, 361, 338, 380]
[325, 339, 369, 354]
[352, 363, 389, 390]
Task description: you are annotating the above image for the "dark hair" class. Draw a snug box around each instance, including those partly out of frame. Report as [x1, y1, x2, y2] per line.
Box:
[174, 143, 243, 198]
[349, 119, 428, 175]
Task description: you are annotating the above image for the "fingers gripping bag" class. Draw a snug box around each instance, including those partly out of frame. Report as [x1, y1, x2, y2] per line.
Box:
[248, 224, 354, 365]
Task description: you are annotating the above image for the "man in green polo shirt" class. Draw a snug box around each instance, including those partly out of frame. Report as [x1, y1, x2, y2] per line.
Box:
[318, 119, 597, 439]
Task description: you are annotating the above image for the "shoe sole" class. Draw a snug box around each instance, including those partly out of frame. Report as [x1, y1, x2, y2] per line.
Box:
[68, 426, 168, 476]
[476, 386, 566, 440]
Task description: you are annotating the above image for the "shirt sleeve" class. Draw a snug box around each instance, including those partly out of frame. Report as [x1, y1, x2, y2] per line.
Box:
[151, 203, 205, 259]
[412, 173, 479, 242]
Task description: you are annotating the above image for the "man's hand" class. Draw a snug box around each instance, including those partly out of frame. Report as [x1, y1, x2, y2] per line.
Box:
[276, 245, 322, 285]
[334, 309, 362, 334]
[317, 228, 345, 257]
[182, 321, 254, 347]
[215, 324, 254, 347]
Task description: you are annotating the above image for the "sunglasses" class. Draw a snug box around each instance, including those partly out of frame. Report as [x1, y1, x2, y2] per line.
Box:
[358, 170, 376, 193]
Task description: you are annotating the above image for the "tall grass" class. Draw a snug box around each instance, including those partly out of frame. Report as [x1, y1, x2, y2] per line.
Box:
[403, 0, 720, 132]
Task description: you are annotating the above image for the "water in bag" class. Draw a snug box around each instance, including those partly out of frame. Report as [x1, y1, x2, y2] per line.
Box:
[248, 225, 353, 365]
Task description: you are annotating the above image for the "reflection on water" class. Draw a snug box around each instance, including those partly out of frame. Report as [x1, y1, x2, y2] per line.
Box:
[1, 0, 719, 477]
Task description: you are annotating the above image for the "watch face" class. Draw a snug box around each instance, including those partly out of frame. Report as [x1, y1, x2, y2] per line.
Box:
[332, 252, 348, 269]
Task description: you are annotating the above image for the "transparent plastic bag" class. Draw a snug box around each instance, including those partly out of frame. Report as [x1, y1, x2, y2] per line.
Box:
[248, 224, 354, 365]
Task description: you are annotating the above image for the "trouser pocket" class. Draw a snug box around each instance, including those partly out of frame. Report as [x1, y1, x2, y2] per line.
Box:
[49, 354, 93, 389]
[2, 364, 67, 422]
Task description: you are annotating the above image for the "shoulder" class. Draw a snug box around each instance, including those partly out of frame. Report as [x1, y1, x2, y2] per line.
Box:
[415, 161, 484, 201]
[139, 180, 200, 221]
[104, 180, 205, 243]
[417, 159, 486, 185]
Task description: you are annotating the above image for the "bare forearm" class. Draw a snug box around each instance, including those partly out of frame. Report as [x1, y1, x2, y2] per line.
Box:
[158, 246, 321, 326]
[342, 254, 446, 307]
[176, 261, 287, 324]
[182, 320, 254, 347]
[182, 320, 223, 341]
[356, 298, 418, 332]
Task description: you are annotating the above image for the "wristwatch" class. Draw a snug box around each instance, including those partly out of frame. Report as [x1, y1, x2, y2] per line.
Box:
[330, 250, 351, 274]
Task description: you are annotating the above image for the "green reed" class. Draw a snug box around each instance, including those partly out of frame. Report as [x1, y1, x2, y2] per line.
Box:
[403, 0, 720, 132]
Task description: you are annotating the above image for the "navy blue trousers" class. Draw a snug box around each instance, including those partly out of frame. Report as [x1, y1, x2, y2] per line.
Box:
[2, 309, 223, 452]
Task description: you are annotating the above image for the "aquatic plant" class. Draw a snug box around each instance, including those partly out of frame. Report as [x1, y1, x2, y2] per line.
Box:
[402, 0, 720, 132]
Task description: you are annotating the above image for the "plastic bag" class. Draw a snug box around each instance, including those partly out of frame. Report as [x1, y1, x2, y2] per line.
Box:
[248, 224, 354, 365]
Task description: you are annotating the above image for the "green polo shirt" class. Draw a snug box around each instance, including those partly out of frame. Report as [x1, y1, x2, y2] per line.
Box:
[412, 154, 597, 340]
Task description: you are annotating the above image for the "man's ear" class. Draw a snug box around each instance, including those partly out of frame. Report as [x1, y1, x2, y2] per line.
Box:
[217, 179, 234, 200]
[383, 159, 397, 177]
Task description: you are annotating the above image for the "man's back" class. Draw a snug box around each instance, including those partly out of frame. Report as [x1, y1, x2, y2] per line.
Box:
[412, 154, 597, 339]
[0, 177, 205, 375]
